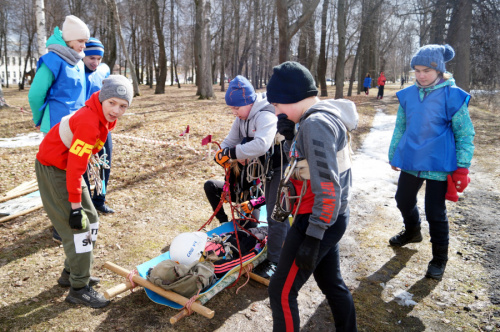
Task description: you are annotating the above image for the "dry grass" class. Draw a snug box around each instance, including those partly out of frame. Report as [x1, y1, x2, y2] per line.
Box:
[0, 83, 498, 331]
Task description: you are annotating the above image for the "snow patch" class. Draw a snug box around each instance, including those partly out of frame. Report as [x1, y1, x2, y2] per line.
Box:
[0, 132, 43, 148]
[393, 289, 417, 306]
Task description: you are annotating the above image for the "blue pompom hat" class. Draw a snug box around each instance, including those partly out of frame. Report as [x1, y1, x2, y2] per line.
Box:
[225, 75, 257, 107]
[84, 37, 104, 57]
[410, 44, 455, 73]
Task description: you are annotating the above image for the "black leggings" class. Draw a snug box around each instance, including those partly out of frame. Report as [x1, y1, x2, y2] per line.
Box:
[395, 171, 449, 245]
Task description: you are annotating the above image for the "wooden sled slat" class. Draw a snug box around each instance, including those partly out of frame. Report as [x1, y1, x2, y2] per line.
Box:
[103, 261, 214, 319]
[0, 204, 43, 223]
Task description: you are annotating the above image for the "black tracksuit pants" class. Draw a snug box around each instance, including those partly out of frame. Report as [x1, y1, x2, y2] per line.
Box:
[268, 210, 357, 332]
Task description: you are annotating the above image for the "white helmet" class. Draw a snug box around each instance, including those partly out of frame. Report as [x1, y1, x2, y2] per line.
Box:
[170, 232, 208, 265]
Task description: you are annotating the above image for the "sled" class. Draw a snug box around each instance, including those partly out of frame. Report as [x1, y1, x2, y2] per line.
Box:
[103, 219, 269, 324]
[0, 180, 43, 223]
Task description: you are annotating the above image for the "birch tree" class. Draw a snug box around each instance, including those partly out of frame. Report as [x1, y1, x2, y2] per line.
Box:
[35, 0, 47, 57]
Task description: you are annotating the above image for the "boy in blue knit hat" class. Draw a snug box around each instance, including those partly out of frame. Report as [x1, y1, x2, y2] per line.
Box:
[81, 37, 115, 214]
[388, 44, 475, 280]
[207, 75, 289, 279]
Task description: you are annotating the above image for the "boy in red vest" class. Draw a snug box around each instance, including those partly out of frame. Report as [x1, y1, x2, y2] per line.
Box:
[35, 75, 133, 308]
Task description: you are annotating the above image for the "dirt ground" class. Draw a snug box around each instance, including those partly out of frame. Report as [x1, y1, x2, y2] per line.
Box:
[0, 83, 498, 332]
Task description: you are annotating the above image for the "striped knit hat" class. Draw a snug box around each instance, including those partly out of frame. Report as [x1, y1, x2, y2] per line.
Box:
[84, 37, 104, 57]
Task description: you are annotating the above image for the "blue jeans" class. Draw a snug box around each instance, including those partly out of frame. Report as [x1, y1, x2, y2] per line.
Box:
[268, 210, 357, 332]
[395, 171, 449, 245]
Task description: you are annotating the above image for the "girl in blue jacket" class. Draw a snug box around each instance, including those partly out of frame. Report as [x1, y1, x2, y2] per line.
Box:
[388, 44, 475, 280]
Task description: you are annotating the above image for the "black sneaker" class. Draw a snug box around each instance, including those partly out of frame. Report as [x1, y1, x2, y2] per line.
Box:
[95, 204, 115, 214]
[253, 260, 277, 279]
[65, 285, 110, 308]
[57, 269, 100, 287]
[52, 227, 62, 244]
[389, 226, 423, 247]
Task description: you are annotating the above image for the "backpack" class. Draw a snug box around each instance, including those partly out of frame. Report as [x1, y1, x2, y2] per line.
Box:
[146, 259, 215, 298]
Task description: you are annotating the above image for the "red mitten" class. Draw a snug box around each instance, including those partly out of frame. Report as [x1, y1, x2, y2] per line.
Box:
[445, 175, 459, 202]
[452, 168, 470, 193]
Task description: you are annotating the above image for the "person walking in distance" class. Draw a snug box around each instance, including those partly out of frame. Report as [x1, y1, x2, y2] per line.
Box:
[377, 71, 386, 99]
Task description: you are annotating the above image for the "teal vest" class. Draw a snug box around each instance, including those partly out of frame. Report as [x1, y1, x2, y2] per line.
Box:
[392, 84, 470, 172]
[37, 52, 86, 128]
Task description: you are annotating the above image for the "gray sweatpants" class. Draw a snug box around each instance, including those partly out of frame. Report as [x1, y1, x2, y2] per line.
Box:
[35, 160, 99, 288]
[265, 167, 290, 263]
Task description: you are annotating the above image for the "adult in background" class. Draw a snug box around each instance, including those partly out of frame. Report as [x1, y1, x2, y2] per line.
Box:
[363, 73, 372, 96]
[81, 37, 115, 214]
[377, 71, 386, 99]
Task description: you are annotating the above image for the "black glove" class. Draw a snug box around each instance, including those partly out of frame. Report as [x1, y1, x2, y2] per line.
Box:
[295, 235, 320, 271]
[69, 208, 86, 230]
[277, 114, 296, 140]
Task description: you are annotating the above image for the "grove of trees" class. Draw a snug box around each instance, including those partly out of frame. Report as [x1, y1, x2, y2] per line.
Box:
[0, 0, 498, 102]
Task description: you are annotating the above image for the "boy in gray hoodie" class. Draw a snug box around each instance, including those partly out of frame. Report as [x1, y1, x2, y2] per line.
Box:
[207, 75, 289, 279]
[266, 62, 358, 332]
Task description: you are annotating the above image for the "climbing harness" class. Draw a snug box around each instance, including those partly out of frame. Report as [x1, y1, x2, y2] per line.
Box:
[199, 141, 266, 289]
[86, 149, 110, 196]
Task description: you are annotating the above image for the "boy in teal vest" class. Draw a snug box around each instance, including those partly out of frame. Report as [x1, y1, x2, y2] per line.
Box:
[388, 44, 475, 280]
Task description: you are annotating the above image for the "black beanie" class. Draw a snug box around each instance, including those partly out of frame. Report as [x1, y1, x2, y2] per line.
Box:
[266, 61, 318, 104]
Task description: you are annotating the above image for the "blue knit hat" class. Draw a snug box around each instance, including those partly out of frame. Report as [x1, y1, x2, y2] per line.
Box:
[410, 44, 455, 73]
[266, 61, 318, 104]
[84, 37, 104, 57]
[225, 76, 257, 107]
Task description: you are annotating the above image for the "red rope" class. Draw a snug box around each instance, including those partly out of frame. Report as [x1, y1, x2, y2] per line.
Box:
[199, 140, 265, 288]
[184, 289, 202, 315]
[127, 269, 138, 291]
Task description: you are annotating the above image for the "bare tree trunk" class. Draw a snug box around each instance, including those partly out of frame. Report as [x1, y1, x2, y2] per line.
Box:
[251, 0, 259, 86]
[232, 0, 240, 78]
[276, 0, 321, 63]
[3, 24, 9, 88]
[429, 0, 448, 44]
[446, 0, 472, 91]
[194, 0, 202, 94]
[335, 0, 347, 98]
[169, 0, 175, 86]
[220, 0, 226, 91]
[152, 0, 167, 93]
[317, 0, 329, 97]
[106, 0, 140, 96]
[0, 84, 6, 107]
[103, 8, 117, 71]
[195, 0, 214, 99]
[35, 0, 47, 57]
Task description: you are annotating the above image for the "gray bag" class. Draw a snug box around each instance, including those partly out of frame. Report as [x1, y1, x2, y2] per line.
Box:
[147, 259, 215, 298]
